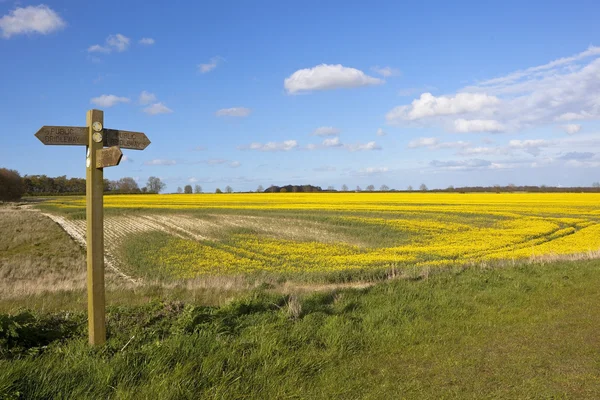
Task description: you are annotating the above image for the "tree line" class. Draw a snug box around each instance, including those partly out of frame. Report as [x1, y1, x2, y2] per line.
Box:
[0, 169, 168, 201]
[2, 167, 600, 202]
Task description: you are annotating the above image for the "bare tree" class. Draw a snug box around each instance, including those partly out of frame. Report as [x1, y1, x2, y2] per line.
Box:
[215, 188, 222, 193]
[341, 184, 348, 191]
[407, 185, 413, 191]
[419, 183, 428, 191]
[256, 185, 264, 193]
[356, 186, 361, 192]
[177, 186, 183, 194]
[380, 184, 389, 191]
[366, 184, 375, 191]
[194, 184, 202, 193]
[593, 182, 600, 188]
[184, 184, 193, 194]
[114, 177, 140, 193]
[327, 185, 335, 191]
[146, 176, 166, 193]
[225, 185, 233, 193]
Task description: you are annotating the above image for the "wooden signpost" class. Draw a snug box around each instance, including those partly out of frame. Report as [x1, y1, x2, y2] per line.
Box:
[35, 109, 150, 346]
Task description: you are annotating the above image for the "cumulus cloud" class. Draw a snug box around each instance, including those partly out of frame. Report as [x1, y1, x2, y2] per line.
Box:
[143, 102, 173, 115]
[139, 37, 155, 45]
[371, 66, 400, 77]
[456, 146, 505, 156]
[387, 46, 600, 133]
[0, 5, 65, 38]
[345, 141, 381, 152]
[88, 33, 130, 53]
[284, 64, 383, 94]
[144, 159, 176, 166]
[387, 92, 500, 123]
[430, 159, 492, 171]
[90, 94, 130, 107]
[239, 140, 299, 152]
[408, 137, 439, 149]
[138, 91, 157, 105]
[198, 56, 223, 73]
[376, 128, 386, 136]
[312, 126, 341, 136]
[215, 107, 251, 117]
[408, 137, 470, 150]
[453, 119, 504, 133]
[355, 167, 389, 176]
[322, 137, 342, 147]
[562, 124, 582, 135]
[508, 139, 550, 156]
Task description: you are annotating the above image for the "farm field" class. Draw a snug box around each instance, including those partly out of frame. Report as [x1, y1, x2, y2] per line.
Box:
[38, 192, 600, 282]
[3, 194, 600, 398]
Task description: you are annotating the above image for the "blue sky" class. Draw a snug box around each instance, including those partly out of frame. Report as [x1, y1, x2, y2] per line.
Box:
[1, 0, 599, 192]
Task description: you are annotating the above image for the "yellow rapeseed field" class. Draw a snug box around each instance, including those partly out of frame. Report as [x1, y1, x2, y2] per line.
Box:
[47, 193, 600, 277]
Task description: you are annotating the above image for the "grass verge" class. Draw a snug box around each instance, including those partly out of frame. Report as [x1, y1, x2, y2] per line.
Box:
[2, 259, 600, 399]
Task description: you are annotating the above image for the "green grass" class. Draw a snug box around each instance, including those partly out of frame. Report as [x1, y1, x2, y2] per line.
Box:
[2, 259, 600, 399]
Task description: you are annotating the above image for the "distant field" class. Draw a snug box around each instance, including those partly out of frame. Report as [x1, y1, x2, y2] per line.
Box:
[38, 193, 600, 281]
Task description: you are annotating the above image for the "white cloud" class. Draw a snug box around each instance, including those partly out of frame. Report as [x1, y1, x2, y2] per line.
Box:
[199, 56, 223, 73]
[88, 33, 130, 53]
[215, 107, 251, 117]
[138, 91, 157, 105]
[139, 37, 155, 45]
[387, 92, 500, 123]
[376, 128, 386, 136]
[453, 119, 504, 133]
[559, 152, 594, 160]
[476, 46, 600, 88]
[356, 167, 389, 176]
[143, 102, 173, 115]
[371, 66, 400, 77]
[562, 124, 582, 135]
[508, 139, 550, 156]
[87, 44, 110, 54]
[229, 161, 241, 168]
[284, 64, 384, 94]
[323, 137, 342, 147]
[408, 137, 439, 148]
[144, 159, 176, 166]
[408, 137, 470, 150]
[457, 146, 505, 156]
[556, 112, 594, 122]
[430, 159, 492, 171]
[312, 126, 341, 136]
[239, 140, 298, 152]
[106, 34, 130, 52]
[90, 94, 130, 108]
[345, 141, 381, 152]
[0, 5, 65, 38]
[387, 47, 600, 133]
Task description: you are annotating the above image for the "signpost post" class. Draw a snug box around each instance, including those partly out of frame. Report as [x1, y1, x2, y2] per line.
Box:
[35, 109, 150, 346]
